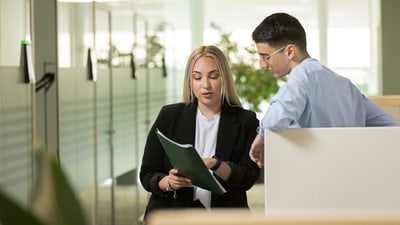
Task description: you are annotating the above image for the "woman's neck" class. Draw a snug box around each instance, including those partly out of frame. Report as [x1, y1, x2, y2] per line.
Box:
[197, 104, 221, 118]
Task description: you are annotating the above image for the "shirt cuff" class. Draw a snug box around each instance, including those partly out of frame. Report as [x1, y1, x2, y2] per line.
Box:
[257, 126, 264, 138]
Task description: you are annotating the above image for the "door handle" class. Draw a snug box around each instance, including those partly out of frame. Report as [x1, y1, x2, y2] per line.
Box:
[162, 54, 167, 78]
[130, 53, 136, 79]
[35, 73, 55, 92]
[22, 40, 35, 84]
[88, 48, 97, 81]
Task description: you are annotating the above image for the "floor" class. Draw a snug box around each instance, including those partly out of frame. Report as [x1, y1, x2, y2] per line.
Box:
[80, 183, 265, 225]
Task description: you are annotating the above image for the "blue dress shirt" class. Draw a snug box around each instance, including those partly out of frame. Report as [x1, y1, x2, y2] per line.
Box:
[259, 58, 398, 137]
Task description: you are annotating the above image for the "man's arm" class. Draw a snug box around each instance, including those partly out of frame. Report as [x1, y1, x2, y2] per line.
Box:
[365, 99, 399, 126]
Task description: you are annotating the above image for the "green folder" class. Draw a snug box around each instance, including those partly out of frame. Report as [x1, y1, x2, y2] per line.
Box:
[156, 129, 226, 195]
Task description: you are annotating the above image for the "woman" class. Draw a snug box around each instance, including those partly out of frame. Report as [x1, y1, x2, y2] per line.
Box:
[140, 45, 260, 219]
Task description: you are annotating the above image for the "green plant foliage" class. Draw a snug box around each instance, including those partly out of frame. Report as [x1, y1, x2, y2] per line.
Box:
[98, 23, 165, 69]
[147, 32, 165, 68]
[0, 191, 44, 225]
[0, 148, 89, 225]
[356, 82, 369, 94]
[233, 63, 280, 112]
[211, 22, 283, 112]
[31, 149, 89, 225]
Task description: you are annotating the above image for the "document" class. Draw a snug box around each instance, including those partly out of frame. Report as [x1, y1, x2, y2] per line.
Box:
[156, 129, 226, 195]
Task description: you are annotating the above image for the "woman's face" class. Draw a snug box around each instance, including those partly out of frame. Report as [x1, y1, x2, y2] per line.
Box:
[191, 56, 222, 113]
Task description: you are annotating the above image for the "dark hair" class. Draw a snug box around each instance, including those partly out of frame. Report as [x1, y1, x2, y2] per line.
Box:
[252, 12, 307, 52]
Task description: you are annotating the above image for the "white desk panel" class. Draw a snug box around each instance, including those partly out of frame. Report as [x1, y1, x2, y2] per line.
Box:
[264, 127, 400, 215]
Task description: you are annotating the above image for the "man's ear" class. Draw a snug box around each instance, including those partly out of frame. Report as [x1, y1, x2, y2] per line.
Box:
[286, 44, 296, 59]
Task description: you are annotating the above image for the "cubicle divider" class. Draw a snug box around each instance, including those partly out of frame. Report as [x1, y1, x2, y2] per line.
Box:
[264, 127, 400, 216]
[146, 208, 400, 225]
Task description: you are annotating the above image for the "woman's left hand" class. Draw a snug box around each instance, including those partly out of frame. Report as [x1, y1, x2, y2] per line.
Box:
[167, 168, 192, 190]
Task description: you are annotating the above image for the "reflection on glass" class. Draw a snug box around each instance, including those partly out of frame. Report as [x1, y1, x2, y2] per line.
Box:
[0, 0, 30, 66]
[58, 2, 93, 68]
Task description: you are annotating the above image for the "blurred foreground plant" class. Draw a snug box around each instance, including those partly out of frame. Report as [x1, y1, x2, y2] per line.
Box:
[0, 148, 88, 225]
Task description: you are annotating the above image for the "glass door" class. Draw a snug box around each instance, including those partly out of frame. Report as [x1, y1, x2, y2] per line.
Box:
[57, 2, 97, 224]
[0, 0, 34, 207]
[94, 3, 115, 225]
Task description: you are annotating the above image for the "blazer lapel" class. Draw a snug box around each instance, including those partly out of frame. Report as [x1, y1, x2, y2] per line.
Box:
[176, 102, 240, 159]
[174, 102, 197, 145]
[216, 105, 239, 159]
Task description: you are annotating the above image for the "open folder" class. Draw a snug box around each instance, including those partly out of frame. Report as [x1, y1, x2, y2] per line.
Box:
[156, 129, 226, 195]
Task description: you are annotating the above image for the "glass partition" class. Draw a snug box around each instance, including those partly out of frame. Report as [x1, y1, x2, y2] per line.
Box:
[57, 2, 98, 224]
[0, 0, 34, 208]
[0, 0, 30, 66]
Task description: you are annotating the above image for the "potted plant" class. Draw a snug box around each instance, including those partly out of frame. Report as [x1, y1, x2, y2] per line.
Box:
[212, 22, 283, 112]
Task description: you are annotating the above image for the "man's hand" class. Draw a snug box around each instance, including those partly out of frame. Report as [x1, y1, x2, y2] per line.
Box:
[249, 135, 265, 168]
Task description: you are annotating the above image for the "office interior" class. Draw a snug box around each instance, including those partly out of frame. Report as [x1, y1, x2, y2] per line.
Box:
[0, 0, 399, 225]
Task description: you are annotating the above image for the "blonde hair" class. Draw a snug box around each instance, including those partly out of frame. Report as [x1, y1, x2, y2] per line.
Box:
[182, 45, 242, 107]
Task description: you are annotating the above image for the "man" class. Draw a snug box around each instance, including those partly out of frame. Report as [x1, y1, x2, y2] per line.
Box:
[249, 12, 399, 168]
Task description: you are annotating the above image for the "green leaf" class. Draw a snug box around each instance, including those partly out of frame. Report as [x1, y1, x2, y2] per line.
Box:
[0, 189, 45, 225]
[31, 149, 89, 225]
[212, 22, 283, 112]
[0, 148, 89, 225]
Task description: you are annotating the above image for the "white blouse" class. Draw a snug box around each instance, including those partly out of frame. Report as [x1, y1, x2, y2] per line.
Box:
[193, 108, 220, 208]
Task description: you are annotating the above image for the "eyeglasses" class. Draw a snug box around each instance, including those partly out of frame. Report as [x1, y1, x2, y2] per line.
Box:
[260, 46, 285, 62]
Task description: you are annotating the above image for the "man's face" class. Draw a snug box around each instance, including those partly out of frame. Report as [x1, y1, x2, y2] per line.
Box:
[255, 42, 291, 78]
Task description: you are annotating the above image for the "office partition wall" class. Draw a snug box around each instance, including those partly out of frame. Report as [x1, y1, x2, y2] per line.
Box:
[0, 0, 34, 207]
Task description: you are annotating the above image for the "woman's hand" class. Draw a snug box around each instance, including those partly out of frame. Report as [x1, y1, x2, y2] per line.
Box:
[164, 168, 192, 191]
[202, 157, 217, 169]
[202, 156, 231, 181]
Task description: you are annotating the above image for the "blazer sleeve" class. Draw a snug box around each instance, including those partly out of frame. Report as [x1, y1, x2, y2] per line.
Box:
[220, 109, 260, 191]
[139, 105, 174, 198]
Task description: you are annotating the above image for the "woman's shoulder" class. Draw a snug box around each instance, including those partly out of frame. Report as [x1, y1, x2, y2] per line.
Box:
[227, 106, 259, 130]
[153, 103, 186, 126]
[161, 102, 185, 110]
[225, 105, 258, 120]
[159, 102, 197, 116]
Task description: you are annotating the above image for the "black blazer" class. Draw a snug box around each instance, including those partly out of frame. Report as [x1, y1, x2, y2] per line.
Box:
[140, 101, 260, 218]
